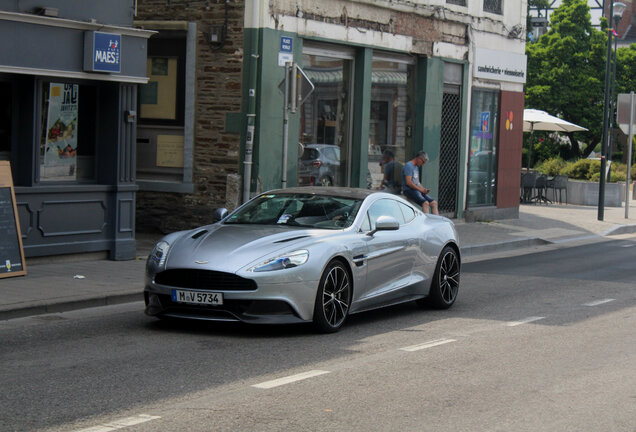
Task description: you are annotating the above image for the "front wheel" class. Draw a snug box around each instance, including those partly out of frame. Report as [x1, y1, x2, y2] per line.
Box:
[420, 246, 460, 309]
[313, 260, 352, 333]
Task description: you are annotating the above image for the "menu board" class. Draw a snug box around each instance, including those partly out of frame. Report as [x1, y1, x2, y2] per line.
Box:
[0, 162, 26, 278]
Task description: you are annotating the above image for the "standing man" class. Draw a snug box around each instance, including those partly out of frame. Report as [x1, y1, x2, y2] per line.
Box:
[402, 150, 439, 215]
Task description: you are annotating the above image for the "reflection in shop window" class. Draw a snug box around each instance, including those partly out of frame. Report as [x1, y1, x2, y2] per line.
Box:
[0, 82, 11, 161]
[368, 58, 413, 191]
[298, 53, 352, 187]
[468, 89, 499, 206]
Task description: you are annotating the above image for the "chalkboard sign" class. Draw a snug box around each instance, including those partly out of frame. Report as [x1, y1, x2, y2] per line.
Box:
[0, 162, 26, 278]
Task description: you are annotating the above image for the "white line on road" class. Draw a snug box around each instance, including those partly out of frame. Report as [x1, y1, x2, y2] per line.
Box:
[583, 298, 615, 307]
[75, 414, 161, 432]
[252, 370, 330, 389]
[505, 316, 545, 327]
[399, 338, 456, 352]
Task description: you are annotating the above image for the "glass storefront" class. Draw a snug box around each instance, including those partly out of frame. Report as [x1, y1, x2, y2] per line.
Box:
[368, 56, 414, 190]
[468, 88, 499, 206]
[0, 81, 11, 161]
[298, 49, 353, 187]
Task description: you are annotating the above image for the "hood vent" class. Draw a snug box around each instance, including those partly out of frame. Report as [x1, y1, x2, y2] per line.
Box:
[191, 230, 208, 239]
[274, 235, 309, 243]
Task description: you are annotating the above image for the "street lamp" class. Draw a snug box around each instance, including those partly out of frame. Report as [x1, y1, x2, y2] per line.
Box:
[607, 2, 627, 183]
[598, 1, 626, 220]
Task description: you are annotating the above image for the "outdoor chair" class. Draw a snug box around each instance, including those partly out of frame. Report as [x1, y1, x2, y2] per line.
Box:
[532, 174, 551, 204]
[547, 175, 568, 204]
[520, 172, 537, 203]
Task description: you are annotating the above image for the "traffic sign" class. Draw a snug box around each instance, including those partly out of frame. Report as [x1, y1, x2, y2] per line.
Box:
[617, 93, 636, 135]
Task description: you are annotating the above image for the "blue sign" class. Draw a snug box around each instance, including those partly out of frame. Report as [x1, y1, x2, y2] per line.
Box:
[280, 36, 293, 53]
[480, 112, 490, 132]
[84, 31, 121, 73]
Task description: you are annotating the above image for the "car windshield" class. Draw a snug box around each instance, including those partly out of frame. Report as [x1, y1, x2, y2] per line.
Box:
[224, 193, 363, 229]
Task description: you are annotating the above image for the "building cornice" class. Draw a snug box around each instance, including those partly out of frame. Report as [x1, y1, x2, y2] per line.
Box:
[0, 10, 155, 38]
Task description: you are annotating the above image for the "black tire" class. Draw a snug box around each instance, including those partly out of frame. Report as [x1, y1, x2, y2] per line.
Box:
[313, 260, 352, 333]
[420, 246, 460, 309]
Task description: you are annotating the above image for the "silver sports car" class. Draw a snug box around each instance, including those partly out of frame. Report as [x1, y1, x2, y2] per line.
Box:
[144, 187, 460, 332]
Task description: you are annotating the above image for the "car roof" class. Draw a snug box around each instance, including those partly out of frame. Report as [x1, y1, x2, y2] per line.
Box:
[261, 187, 379, 200]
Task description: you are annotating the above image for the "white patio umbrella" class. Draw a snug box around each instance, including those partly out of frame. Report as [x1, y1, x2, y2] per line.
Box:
[523, 109, 588, 133]
[523, 109, 588, 169]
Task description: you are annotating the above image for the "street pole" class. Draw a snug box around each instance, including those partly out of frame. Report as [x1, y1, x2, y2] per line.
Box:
[281, 62, 291, 189]
[607, 19, 619, 183]
[243, 0, 261, 203]
[598, 0, 615, 221]
[626, 92, 634, 219]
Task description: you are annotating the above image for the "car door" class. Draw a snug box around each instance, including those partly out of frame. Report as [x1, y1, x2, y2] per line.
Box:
[355, 198, 417, 308]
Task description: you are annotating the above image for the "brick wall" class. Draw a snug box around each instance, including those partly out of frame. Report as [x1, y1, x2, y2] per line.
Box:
[135, 0, 245, 233]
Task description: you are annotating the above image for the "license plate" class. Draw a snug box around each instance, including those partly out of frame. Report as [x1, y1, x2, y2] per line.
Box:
[172, 290, 223, 305]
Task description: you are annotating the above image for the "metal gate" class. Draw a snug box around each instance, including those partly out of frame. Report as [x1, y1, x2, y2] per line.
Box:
[439, 86, 461, 216]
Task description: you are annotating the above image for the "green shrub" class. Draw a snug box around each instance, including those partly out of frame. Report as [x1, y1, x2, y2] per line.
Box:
[535, 157, 566, 176]
[561, 159, 601, 180]
[590, 171, 626, 182]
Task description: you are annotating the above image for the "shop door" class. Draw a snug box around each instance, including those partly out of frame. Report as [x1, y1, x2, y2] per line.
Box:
[439, 85, 462, 216]
[298, 46, 353, 187]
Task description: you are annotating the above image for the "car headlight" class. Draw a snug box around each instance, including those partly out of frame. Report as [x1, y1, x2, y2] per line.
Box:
[150, 241, 170, 267]
[248, 250, 309, 272]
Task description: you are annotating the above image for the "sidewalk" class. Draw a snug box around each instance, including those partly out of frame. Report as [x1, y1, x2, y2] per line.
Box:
[2, 202, 636, 320]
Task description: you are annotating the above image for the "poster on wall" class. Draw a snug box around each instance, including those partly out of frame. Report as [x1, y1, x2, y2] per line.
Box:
[42, 83, 79, 181]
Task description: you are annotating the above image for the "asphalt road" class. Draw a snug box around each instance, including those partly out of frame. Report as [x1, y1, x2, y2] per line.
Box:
[1, 237, 635, 431]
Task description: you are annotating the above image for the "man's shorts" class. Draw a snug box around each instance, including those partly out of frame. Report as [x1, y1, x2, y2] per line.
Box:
[403, 188, 435, 205]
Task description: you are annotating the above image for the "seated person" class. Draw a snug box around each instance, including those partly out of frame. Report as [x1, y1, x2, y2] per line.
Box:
[402, 151, 439, 215]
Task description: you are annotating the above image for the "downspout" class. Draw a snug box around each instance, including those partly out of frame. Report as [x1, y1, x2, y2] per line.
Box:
[243, 0, 261, 203]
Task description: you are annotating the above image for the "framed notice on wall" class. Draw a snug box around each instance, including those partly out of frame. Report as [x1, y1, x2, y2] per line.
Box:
[0, 161, 26, 278]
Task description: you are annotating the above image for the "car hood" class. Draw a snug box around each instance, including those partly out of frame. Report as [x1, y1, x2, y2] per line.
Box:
[164, 224, 330, 272]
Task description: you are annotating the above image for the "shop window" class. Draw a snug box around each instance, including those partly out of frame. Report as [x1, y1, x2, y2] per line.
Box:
[0, 82, 11, 161]
[38, 82, 96, 182]
[135, 25, 195, 192]
[298, 48, 353, 187]
[447, 0, 466, 5]
[468, 88, 499, 207]
[484, 0, 503, 14]
[368, 55, 414, 191]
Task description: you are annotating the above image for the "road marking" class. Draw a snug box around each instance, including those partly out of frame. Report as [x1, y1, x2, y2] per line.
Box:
[252, 370, 330, 389]
[583, 298, 615, 307]
[505, 316, 545, 327]
[399, 338, 456, 352]
[75, 414, 161, 432]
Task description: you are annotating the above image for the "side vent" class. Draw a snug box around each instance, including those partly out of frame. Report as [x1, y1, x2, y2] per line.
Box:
[274, 235, 309, 243]
[191, 230, 208, 239]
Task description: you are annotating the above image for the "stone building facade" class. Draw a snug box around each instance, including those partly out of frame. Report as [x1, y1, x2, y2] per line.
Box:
[135, 0, 527, 234]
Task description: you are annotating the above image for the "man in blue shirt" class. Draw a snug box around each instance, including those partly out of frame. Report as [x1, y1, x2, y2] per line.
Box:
[402, 151, 439, 215]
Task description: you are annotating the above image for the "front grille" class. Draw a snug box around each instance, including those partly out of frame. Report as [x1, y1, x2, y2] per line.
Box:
[154, 269, 257, 291]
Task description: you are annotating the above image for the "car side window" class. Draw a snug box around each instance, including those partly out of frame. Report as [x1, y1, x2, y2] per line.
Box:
[323, 148, 336, 160]
[359, 212, 371, 232]
[367, 199, 405, 230]
[398, 202, 416, 223]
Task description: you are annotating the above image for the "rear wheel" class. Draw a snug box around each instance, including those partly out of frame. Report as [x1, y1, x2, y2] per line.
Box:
[313, 260, 351, 333]
[419, 246, 460, 309]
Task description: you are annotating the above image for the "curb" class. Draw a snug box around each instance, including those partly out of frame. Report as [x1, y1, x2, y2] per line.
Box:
[0, 293, 143, 321]
[602, 224, 636, 236]
[459, 237, 551, 257]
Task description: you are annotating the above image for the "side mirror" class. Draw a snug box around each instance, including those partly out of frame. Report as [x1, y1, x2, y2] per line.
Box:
[367, 215, 400, 236]
[212, 207, 228, 222]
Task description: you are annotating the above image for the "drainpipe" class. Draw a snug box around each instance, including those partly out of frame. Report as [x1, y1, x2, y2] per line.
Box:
[243, 0, 261, 203]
